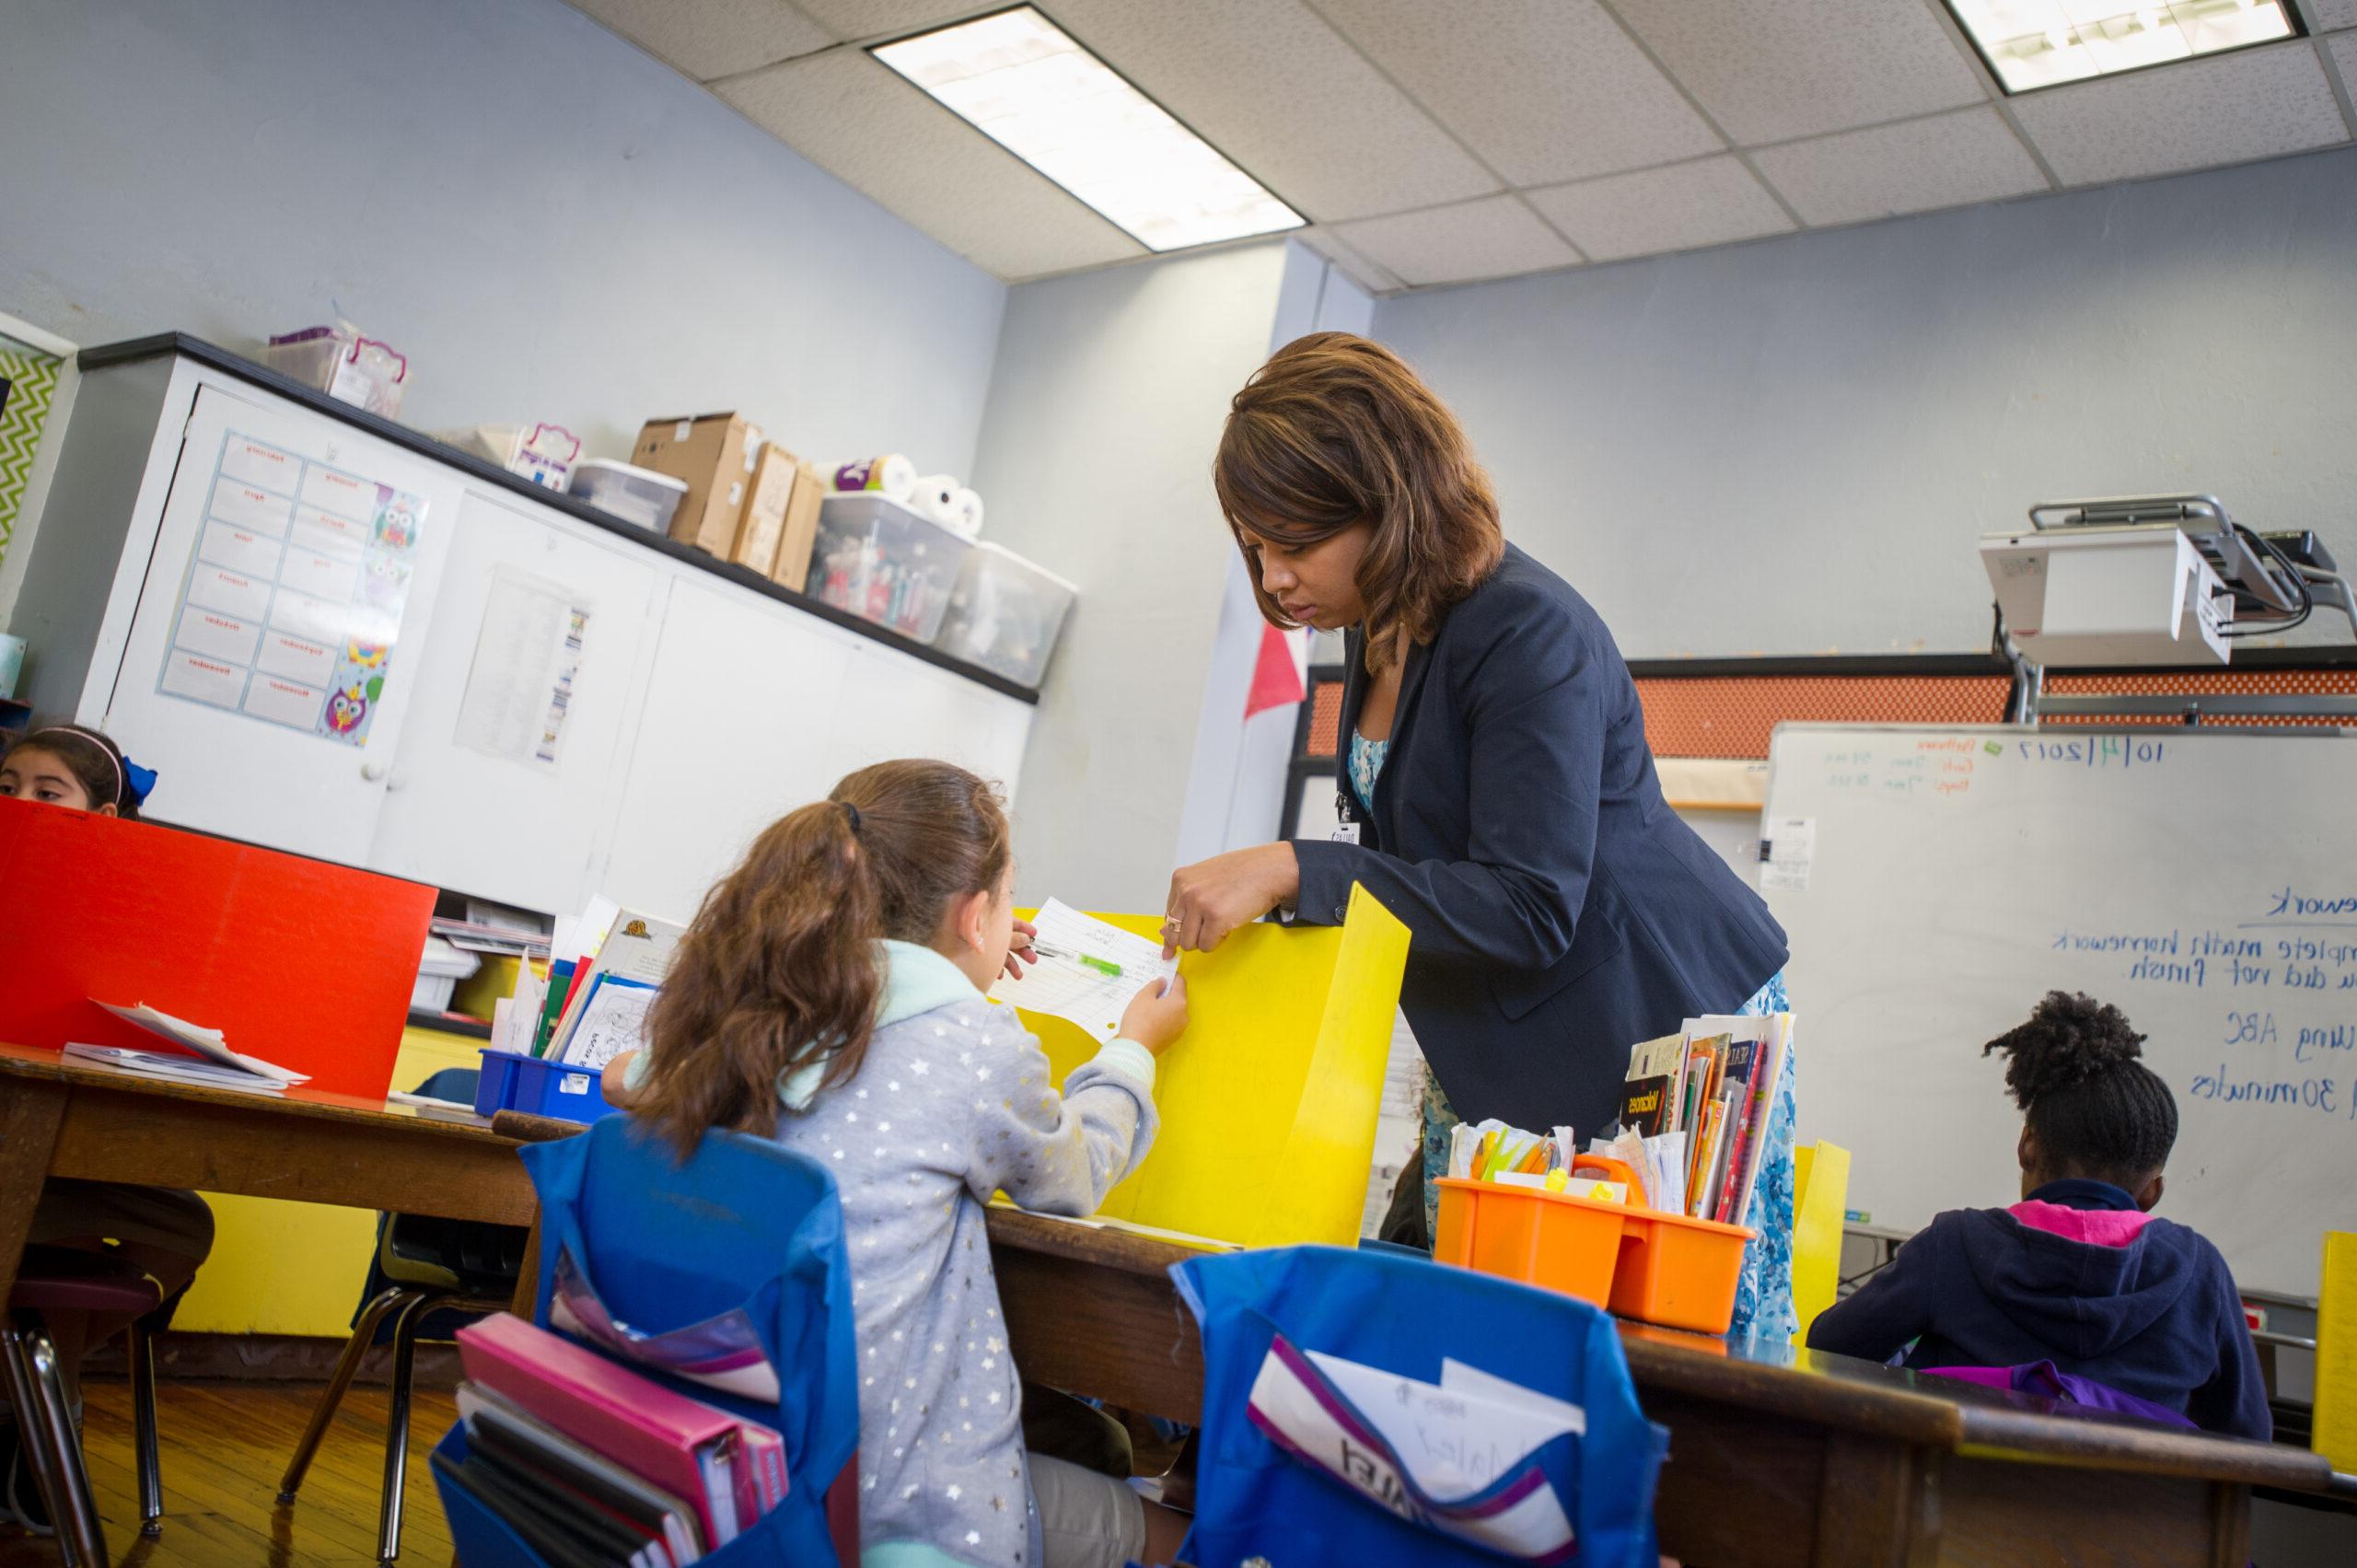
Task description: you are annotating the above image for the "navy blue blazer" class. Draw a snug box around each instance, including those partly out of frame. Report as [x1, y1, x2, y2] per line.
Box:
[1292, 543, 1787, 1136]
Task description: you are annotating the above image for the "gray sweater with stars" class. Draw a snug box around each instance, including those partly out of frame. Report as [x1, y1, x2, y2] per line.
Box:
[761, 941, 1159, 1568]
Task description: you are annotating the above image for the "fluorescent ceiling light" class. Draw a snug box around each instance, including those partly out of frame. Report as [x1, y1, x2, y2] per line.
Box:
[1945, 1, 2299, 94]
[871, 6, 1304, 253]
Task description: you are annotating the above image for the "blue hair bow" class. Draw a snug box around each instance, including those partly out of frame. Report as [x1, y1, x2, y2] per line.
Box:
[122, 757, 158, 807]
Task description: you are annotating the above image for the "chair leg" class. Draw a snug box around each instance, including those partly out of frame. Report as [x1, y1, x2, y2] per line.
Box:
[278, 1286, 412, 1504]
[4, 1324, 107, 1567]
[130, 1317, 163, 1538]
[376, 1293, 434, 1563]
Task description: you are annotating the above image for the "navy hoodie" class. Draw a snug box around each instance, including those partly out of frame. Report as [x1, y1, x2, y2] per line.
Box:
[1806, 1179, 2270, 1441]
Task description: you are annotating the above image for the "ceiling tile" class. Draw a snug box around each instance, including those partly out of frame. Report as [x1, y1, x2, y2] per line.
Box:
[717, 50, 1144, 279]
[788, 0, 976, 41]
[1327, 195, 1579, 286]
[2315, 0, 2357, 29]
[2010, 41, 2348, 187]
[567, 0, 836, 80]
[1311, 0, 1721, 186]
[1040, 0, 1497, 222]
[2330, 31, 2357, 85]
[1297, 226, 1406, 296]
[1527, 155, 1794, 262]
[1750, 107, 2047, 226]
[1609, 0, 1988, 145]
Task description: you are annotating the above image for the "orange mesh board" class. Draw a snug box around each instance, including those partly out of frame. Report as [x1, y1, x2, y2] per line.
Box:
[1305, 678, 1345, 758]
[1634, 676, 2012, 761]
[2042, 668, 2357, 731]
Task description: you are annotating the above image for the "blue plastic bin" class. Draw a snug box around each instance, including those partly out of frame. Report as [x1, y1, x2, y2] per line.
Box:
[473, 1047, 621, 1124]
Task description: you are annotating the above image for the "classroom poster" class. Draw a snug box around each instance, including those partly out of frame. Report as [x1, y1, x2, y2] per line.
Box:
[153, 426, 425, 746]
[452, 566, 592, 772]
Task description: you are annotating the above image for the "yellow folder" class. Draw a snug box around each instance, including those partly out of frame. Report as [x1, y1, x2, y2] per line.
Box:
[1021, 884, 1409, 1249]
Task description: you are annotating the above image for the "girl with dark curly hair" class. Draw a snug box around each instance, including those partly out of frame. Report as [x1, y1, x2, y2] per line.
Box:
[1807, 993, 2267, 1439]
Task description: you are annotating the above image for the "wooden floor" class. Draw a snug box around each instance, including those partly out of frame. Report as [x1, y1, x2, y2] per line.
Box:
[0, 1378, 457, 1566]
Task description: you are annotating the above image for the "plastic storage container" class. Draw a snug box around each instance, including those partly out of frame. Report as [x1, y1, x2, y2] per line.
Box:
[261, 323, 410, 418]
[1433, 1176, 1754, 1334]
[570, 459, 688, 533]
[412, 935, 481, 1013]
[473, 1046, 621, 1124]
[932, 542, 1075, 688]
[807, 494, 970, 643]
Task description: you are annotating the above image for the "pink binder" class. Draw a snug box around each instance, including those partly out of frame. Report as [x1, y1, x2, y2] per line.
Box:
[456, 1313, 785, 1546]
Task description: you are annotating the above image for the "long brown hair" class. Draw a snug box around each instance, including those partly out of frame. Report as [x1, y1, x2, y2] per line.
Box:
[633, 759, 1011, 1157]
[1214, 331, 1504, 671]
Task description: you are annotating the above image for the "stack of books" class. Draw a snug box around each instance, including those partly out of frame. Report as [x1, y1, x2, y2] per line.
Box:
[1619, 1014, 1793, 1226]
[437, 1313, 788, 1565]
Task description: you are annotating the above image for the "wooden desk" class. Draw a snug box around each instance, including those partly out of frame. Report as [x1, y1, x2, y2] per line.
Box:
[983, 1207, 2334, 1567]
[0, 1042, 541, 1316]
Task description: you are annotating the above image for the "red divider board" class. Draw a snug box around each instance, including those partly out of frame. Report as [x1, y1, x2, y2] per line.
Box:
[0, 799, 434, 1100]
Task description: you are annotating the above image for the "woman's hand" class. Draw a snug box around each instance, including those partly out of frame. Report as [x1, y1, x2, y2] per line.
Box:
[1120, 973, 1190, 1055]
[1003, 916, 1039, 981]
[1162, 842, 1300, 958]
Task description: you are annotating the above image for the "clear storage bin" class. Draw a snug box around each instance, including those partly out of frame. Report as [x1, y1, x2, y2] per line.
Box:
[569, 459, 688, 533]
[932, 542, 1074, 688]
[261, 322, 410, 418]
[807, 494, 970, 643]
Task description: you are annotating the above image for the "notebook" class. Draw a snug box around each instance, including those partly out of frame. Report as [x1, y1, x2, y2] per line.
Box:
[458, 1381, 705, 1564]
[456, 1314, 785, 1546]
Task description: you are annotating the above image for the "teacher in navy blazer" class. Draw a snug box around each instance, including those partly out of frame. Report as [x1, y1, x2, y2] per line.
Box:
[1163, 332, 1788, 1236]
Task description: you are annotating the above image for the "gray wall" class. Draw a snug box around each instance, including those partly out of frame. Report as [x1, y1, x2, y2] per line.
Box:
[1373, 145, 2357, 659]
[970, 241, 1295, 912]
[0, 0, 1005, 480]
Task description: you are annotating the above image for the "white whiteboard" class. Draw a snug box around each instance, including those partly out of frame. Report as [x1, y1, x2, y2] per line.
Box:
[1765, 723, 2357, 1300]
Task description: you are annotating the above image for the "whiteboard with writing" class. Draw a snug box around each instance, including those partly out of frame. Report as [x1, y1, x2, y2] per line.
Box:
[1764, 723, 2357, 1299]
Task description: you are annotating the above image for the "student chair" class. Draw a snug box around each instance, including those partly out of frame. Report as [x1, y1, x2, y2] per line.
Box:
[276, 1067, 528, 1563]
[2, 1248, 168, 1565]
[1176, 1243, 1670, 1568]
[436, 1113, 862, 1565]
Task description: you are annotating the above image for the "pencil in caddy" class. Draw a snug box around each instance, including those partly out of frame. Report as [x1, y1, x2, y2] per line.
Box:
[1434, 1153, 1755, 1335]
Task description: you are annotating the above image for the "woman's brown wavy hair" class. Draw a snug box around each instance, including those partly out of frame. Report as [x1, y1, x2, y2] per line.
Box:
[1214, 331, 1503, 671]
[632, 759, 1010, 1158]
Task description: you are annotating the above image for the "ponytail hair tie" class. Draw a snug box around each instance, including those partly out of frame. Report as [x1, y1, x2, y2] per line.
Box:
[841, 801, 864, 836]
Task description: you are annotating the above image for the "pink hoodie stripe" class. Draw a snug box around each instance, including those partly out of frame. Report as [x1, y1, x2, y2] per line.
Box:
[2008, 1198, 2154, 1248]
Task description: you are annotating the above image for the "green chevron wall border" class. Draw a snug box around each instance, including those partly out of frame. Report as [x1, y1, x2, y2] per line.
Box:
[0, 343, 64, 577]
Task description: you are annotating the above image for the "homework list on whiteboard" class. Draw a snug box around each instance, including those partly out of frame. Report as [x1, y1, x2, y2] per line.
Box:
[153, 425, 426, 747]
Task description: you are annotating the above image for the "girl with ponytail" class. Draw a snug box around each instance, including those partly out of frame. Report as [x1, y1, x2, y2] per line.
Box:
[603, 759, 1193, 1568]
[1808, 993, 2267, 1439]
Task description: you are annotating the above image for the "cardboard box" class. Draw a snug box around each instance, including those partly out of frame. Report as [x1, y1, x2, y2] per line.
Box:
[632, 412, 761, 556]
[731, 444, 797, 575]
[770, 459, 824, 594]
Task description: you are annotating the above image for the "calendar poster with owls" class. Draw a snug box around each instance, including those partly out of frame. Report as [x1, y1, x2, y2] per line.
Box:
[154, 425, 424, 748]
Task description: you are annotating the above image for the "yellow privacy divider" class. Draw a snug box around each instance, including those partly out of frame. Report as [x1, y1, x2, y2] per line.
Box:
[2317, 1231, 2357, 1472]
[1789, 1140, 1851, 1345]
[1022, 884, 1409, 1249]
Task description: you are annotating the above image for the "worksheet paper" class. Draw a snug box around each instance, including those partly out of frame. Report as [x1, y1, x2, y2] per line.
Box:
[96, 1001, 309, 1084]
[1305, 1349, 1586, 1495]
[988, 900, 1177, 1040]
[454, 566, 592, 772]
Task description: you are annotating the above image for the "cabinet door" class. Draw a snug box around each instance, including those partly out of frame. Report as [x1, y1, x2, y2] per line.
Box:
[366, 489, 662, 912]
[101, 385, 464, 863]
[824, 645, 1036, 802]
[598, 576, 858, 922]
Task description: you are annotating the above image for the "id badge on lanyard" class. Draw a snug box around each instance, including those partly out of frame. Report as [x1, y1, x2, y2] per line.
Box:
[1332, 787, 1362, 845]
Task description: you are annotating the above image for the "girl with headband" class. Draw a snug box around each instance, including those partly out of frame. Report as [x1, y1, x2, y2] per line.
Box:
[0, 724, 157, 819]
[0, 720, 207, 1534]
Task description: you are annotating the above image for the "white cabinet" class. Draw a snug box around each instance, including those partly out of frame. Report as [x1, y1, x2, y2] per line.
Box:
[597, 575, 863, 923]
[100, 385, 465, 864]
[29, 340, 1039, 920]
[367, 489, 663, 912]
